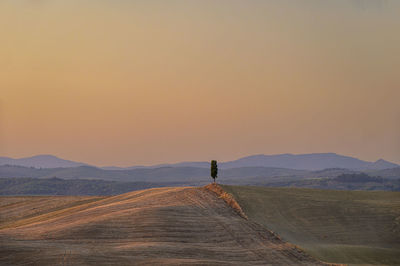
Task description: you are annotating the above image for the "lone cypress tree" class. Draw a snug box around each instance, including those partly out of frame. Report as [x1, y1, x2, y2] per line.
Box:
[210, 160, 218, 183]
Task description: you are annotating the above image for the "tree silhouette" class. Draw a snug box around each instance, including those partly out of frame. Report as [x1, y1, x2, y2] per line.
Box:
[211, 160, 218, 183]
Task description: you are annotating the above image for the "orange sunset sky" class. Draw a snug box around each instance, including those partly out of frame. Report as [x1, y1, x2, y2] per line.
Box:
[1, 0, 399, 166]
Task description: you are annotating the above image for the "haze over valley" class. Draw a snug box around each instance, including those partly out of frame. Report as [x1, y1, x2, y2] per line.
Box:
[1, 0, 399, 265]
[1, 153, 399, 196]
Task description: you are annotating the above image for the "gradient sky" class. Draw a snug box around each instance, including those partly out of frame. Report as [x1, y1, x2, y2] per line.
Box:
[1, 0, 399, 166]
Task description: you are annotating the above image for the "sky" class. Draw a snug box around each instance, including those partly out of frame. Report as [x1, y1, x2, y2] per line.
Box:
[1, 0, 399, 166]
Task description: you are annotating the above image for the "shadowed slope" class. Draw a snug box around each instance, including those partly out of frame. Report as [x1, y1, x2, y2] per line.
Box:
[0, 187, 325, 265]
[222, 185, 400, 265]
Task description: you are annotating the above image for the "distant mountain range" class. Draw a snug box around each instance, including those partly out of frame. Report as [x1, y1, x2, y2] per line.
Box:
[1, 153, 399, 195]
[1, 153, 398, 171]
[219, 153, 399, 170]
[0, 155, 88, 168]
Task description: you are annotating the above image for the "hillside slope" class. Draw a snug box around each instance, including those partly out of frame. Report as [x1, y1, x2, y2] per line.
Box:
[0, 187, 325, 265]
[222, 185, 400, 265]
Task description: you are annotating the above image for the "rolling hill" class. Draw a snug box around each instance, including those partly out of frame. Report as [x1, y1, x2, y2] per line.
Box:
[0, 186, 325, 265]
[0, 177, 164, 196]
[222, 185, 400, 265]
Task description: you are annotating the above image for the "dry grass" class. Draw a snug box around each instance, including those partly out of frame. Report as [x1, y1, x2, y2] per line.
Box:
[204, 183, 248, 219]
[0, 186, 326, 265]
[222, 185, 400, 266]
[0, 196, 105, 229]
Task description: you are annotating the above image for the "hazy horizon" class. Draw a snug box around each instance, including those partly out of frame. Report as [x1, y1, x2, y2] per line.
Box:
[0, 152, 398, 168]
[1, 0, 399, 166]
